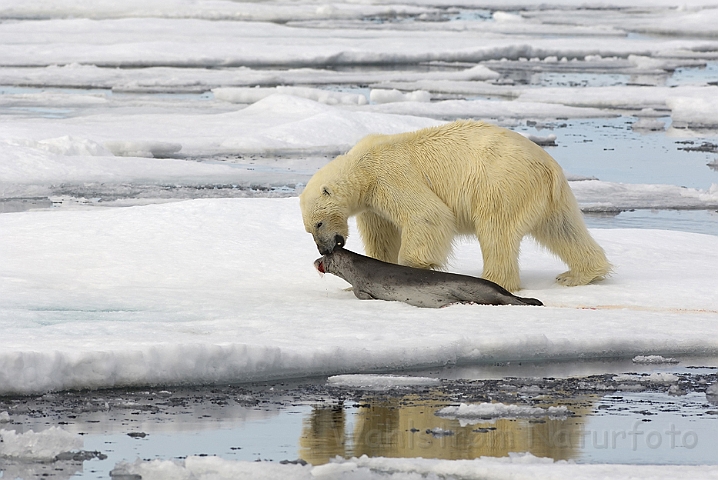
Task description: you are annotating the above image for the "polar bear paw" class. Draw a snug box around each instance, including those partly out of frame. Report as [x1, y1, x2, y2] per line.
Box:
[556, 270, 598, 287]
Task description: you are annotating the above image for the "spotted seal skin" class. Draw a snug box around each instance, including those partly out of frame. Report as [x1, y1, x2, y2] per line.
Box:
[314, 248, 543, 308]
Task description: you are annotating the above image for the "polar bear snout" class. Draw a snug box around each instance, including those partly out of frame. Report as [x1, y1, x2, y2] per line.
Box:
[334, 234, 345, 249]
[316, 234, 345, 255]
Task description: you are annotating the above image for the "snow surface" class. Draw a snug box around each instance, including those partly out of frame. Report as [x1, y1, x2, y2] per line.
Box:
[613, 373, 680, 383]
[110, 454, 718, 480]
[3, 96, 716, 208]
[1, 198, 718, 396]
[1, 16, 714, 69]
[327, 374, 441, 388]
[0, 94, 442, 158]
[632, 355, 680, 364]
[213, 86, 368, 106]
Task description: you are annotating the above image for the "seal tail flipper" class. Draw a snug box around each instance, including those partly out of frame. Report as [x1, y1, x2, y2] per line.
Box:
[448, 285, 543, 307]
[515, 296, 543, 306]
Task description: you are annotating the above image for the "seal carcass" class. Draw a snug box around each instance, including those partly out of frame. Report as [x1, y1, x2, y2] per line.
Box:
[314, 248, 543, 308]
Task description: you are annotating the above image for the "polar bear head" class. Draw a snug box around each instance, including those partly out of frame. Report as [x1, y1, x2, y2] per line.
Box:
[300, 172, 350, 255]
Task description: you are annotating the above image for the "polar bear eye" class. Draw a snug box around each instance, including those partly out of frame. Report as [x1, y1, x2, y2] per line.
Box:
[316, 221, 323, 229]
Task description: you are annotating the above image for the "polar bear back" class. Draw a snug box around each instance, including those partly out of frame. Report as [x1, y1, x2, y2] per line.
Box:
[347, 120, 565, 234]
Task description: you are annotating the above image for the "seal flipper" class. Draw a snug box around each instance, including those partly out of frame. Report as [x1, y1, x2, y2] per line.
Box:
[353, 288, 376, 300]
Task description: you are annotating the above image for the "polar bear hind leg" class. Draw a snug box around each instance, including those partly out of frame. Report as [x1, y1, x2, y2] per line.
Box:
[474, 217, 524, 292]
[531, 203, 612, 286]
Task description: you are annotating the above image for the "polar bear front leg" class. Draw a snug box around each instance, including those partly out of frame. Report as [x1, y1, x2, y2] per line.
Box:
[396, 204, 456, 270]
[357, 210, 401, 264]
[476, 224, 523, 292]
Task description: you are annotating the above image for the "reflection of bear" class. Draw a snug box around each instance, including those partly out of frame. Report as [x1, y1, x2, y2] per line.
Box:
[300, 120, 611, 292]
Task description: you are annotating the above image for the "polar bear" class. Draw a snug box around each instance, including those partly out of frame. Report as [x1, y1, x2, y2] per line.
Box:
[300, 120, 611, 292]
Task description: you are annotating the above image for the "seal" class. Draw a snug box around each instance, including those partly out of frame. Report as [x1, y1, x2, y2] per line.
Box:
[314, 248, 543, 308]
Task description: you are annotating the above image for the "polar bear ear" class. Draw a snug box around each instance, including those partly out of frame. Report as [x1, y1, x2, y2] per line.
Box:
[321, 185, 332, 196]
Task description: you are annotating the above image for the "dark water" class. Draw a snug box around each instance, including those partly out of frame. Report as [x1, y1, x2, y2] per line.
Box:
[1, 358, 717, 478]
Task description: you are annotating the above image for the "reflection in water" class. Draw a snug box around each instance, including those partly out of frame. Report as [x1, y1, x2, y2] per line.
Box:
[0, 460, 81, 480]
[300, 394, 595, 465]
[300, 403, 348, 462]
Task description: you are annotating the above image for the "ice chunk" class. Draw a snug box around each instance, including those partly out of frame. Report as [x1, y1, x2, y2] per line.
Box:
[631, 355, 679, 364]
[668, 96, 718, 128]
[213, 87, 367, 106]
[0, 427, 82, 461]
[493, 11, 524, 23]
[613, 373, 679, 383]
[631, 118, 665, 131]
[369, 89, 430, 104]
[0, 92, 107, 107]
[104, 141, 182, 158]
[113, 456, 313, 480]
[11, 136, 111, 156]
[362, 97, 611, 119]
[212, 87, 275, 104]
[111, 453, 718, 479]
[521, 133, 557, 146]
[628, 55, 671, 71]
[327, 374, 440, 389]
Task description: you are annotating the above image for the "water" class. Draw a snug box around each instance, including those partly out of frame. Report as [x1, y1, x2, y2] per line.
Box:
[520, 117, 718, 190]
[584, 209, 718, 236]
[2, 358, 716, 478]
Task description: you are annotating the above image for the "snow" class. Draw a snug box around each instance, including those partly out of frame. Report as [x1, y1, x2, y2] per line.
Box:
[0, 141, 259, 187]
[518, 85, 718, 112]
[213, 86, 368, 106]
[5, 94, 716, 209]
[567, 180, 718, 211]
[327, 374, 441, 388]
[369, 89, 431, 104]
[1, 198, 718, 396]
[111, 454, 718, 480]
[613, 373, 680, 384]
[0, 94, 442, 159]
[632, 355, 679, 364]
[0, 64, 502, 91]
[2, 16, 714, 69]
[355, 98, 612, 120]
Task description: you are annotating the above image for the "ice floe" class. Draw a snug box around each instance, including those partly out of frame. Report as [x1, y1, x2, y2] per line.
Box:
[109, 453, 718, 480]
[1, 198, 717, 396]
[327, 374, 441, 389]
